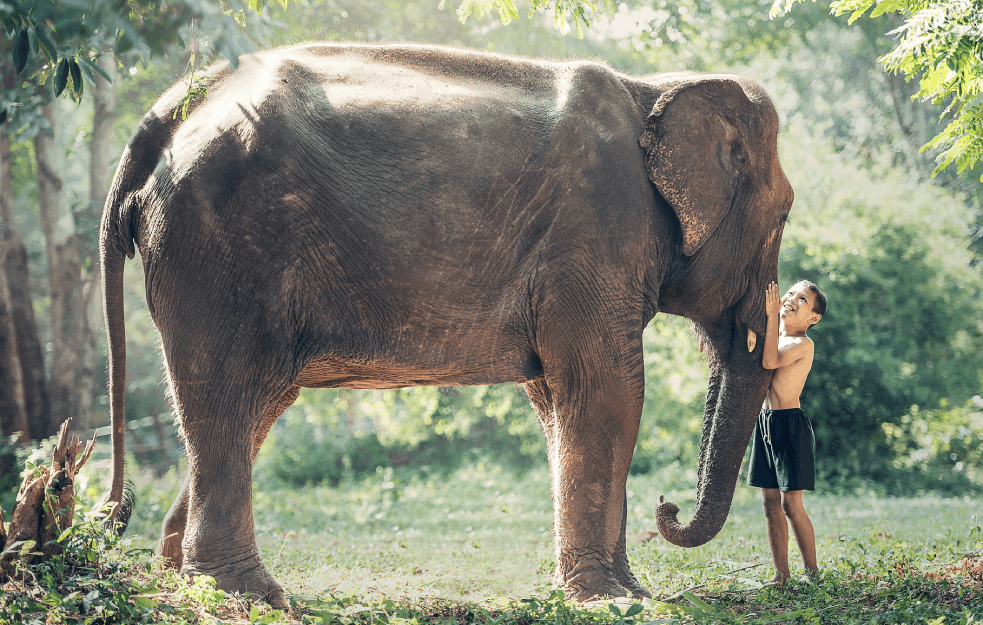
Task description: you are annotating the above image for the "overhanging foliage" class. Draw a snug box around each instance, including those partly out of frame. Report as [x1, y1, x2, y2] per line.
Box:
[0, 0, 285, 123]
[457, 0, 604, 35]
[774, 0, 983, 180]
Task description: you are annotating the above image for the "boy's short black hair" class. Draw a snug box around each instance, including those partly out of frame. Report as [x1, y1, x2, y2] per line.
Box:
[796, 280, 827, 326]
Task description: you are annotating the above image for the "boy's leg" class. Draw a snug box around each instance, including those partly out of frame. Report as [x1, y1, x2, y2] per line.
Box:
[762, 488, 790, 581]
[780, 490, 818, 575]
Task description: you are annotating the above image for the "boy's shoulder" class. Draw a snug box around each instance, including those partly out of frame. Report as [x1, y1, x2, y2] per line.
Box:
[778, 333, 814, 363]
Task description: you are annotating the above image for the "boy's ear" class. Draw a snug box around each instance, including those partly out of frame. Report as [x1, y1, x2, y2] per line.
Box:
[810, 313, 822, 326]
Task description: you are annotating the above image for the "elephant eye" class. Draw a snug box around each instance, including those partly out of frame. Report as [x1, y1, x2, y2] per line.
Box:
[779, 212, 791, 224]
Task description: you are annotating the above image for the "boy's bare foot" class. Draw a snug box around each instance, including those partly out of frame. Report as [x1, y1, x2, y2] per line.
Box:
[760, 573, 790, 588]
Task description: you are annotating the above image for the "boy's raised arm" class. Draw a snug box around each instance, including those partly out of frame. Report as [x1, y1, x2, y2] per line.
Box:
[761, 282, 813, 370]
[762, 282, 782, 370]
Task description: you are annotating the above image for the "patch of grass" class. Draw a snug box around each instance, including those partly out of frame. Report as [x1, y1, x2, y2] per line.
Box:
[22, 453, 980, 623]
[0, 511, 284, 624]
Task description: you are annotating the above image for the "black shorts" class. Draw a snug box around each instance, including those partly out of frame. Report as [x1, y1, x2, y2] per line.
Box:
[747, 407, 816, 492]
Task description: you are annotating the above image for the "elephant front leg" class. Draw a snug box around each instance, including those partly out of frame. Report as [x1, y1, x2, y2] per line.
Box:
[613, 493, 651, 598]
[551, 423, 632, 600]
[528, 369, 644, 601]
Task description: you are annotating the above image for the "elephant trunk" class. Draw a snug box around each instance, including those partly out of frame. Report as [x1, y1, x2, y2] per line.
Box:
[656, 328, 771, 548]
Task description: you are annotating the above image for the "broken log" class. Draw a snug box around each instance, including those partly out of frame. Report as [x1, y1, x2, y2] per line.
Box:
[1, 469, 46, 579]
[0, 418, 97, 578]
[40, 420, 95, 559]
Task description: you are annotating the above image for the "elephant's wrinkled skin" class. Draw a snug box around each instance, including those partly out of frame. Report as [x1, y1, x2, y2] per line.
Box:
[100, 43, 791, 607]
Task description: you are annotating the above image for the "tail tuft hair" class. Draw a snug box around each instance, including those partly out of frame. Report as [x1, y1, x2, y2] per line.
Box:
[96, 477, 136, 536]
[111, 479, 137, 536]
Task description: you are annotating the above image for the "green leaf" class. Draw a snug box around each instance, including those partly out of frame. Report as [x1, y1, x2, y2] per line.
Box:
[624, 603, 644, 617]
[82, 589, 100, 612]
[608, 603, 623, 617]
[13, 28, 28, 73]
[680, 591, 716, 612]
[133, 595, 156, 608]
[70, 57, 82, 97]
[78, 55, 112, 82]
[76, 57, 94, 85]
[53, 57, 69, 97]
[870, 0, 904, 19]
[32, 27, 56, 64]
[258, 609, 285, 623]
[27, 27, 38, 55]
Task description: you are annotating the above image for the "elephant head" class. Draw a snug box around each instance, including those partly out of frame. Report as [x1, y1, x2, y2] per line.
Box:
[639, 74, 793, 547]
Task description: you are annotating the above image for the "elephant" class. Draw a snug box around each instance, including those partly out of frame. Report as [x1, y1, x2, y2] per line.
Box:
[99, 43, 791, 607]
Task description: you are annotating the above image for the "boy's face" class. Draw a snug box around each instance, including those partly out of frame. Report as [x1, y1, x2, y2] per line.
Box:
[780, 282, 822, 330]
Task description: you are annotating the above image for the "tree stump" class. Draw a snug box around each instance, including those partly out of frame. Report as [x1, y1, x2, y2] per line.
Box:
[0, 419, 95, 580]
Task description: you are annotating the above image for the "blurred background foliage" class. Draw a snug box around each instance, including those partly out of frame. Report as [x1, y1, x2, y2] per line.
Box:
[2, 0, 982, 504]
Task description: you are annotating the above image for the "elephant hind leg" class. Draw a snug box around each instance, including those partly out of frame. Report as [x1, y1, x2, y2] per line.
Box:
[251, 386, 301, 460]
[158, 385, 301, 568]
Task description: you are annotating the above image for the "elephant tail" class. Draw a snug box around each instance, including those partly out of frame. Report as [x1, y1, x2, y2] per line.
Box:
[97, 117, 173, 528]
[97, 147, 140, 528]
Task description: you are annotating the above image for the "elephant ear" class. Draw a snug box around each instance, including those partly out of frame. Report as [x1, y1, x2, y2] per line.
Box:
[639, 77, 753, 257]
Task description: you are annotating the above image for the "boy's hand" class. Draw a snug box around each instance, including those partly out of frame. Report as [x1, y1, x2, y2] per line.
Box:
[765, 282, 781, 320]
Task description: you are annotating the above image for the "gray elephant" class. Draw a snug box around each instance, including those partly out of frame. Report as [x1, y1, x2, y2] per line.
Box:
[99, 43, 790, 607]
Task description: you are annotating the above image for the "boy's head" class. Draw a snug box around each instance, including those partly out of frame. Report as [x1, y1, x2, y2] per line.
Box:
[781, 280, 827, 330]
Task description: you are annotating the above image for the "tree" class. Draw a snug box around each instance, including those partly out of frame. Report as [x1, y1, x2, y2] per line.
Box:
[1, 0, 289, 121]
[457, 0, 605, 34]
[778, 119, 983, 485]
[1, 33, 50, 440]
[774, 0, 983, 181]
[0, 0, 293, 439]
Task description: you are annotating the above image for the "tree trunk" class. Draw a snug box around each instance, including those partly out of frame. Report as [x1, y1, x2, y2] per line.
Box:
[90, 54, 118, 214]
[79, 53, 119, 431]
[0, 420, 95, 579]
[0, 239, 22, 439]
[36, 101, 100, 434]
[1, 133, 47, 442]
[0, 133, 25, 441]
[48, 236, 87, 431]
[35, 102, 78, 437]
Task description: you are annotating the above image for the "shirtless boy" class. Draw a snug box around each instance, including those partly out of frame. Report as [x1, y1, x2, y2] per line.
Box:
[747, 280, 827, 583]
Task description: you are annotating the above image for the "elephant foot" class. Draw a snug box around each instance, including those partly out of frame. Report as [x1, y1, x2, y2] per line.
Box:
[559, 573, 629, 602]
[181, 558, 287, 609]
[158, 530, 184, 568]
[555, 553, 630, 601]
[614, 564, 652, 599]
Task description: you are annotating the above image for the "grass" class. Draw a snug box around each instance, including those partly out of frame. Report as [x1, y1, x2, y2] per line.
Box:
[5, 450, 982, 623]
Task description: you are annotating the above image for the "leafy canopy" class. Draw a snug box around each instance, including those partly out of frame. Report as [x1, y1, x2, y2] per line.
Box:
[1, 0, 287, 124]
[774, 0, 983, 180]
[456, 0, 604, 36]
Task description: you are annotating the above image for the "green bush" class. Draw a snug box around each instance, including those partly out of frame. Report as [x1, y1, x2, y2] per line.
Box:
[259, 417, 345, 486]
[779, 119, 983, 489]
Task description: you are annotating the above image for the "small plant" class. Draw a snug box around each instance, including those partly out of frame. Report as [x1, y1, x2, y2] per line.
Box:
[175, 63, 209, 121]
[0, 507, 269, 623]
